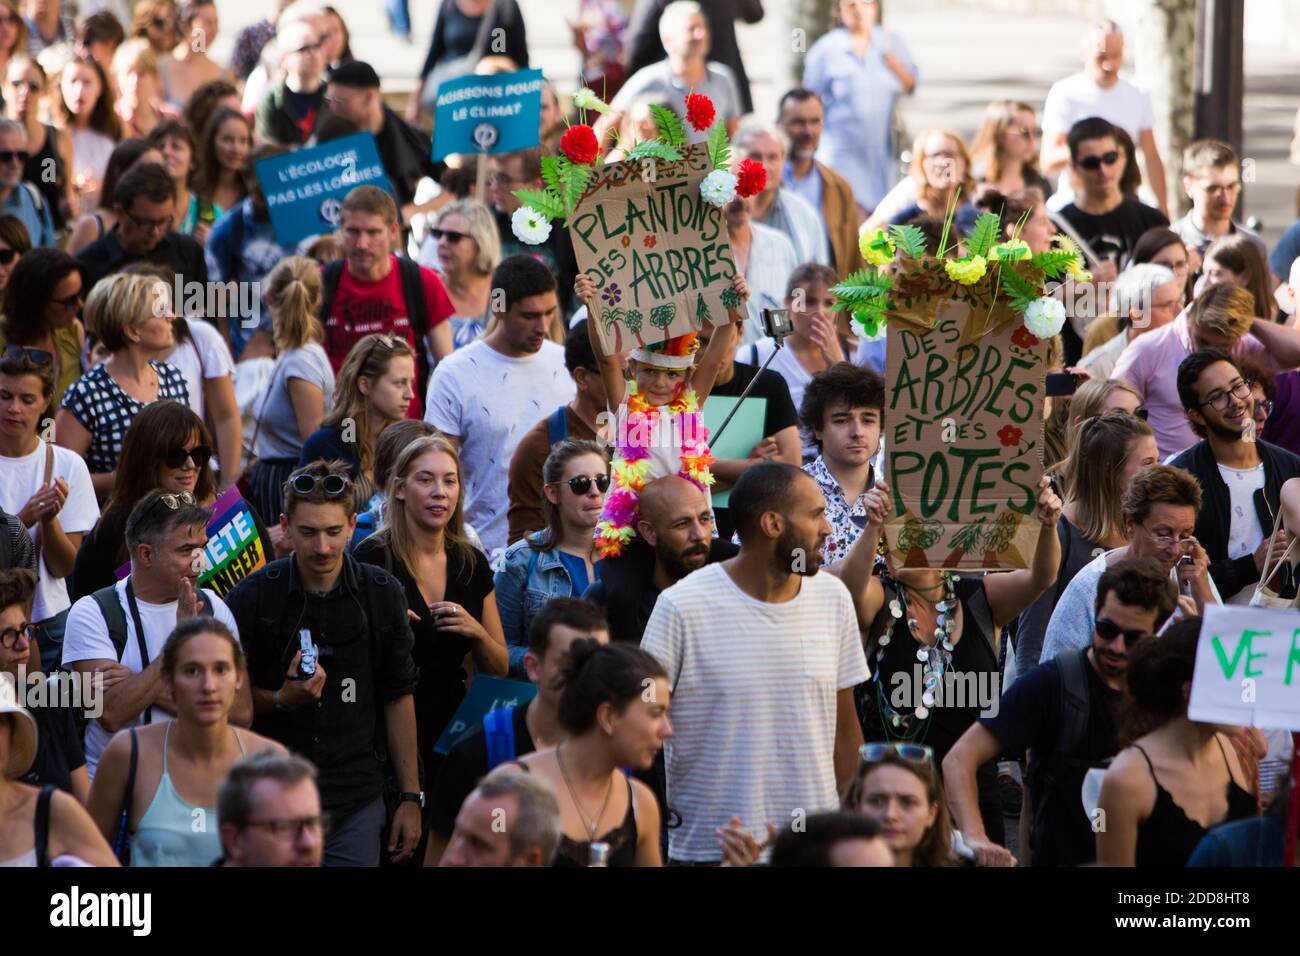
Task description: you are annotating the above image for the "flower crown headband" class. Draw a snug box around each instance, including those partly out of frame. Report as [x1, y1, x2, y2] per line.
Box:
[509, 90, 765, 246]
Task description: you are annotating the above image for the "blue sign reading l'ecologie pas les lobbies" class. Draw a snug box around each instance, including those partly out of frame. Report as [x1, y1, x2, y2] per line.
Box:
[256, 132, 391, 245]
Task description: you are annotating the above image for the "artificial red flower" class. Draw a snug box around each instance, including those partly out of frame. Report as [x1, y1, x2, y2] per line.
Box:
[560, 124, 600, 165]
[1011, 327, 1040, 349]
[684, 93, 716, 132]
[997, 424, 1023, 447]
[735, 158, 767, 198]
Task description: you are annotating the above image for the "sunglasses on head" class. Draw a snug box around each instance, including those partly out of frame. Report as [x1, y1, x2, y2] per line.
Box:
[151, 490, 196, 512]
[1077, 150, 1120, 172]
[2, 344, 51, 365]
[431, 228, 470, 243]
[289, 473, 351, 498]
[565, 474, 610, 495]
[859, 742, 934, 765]
[1095, 617, 1151, 646]
[162, 444, 211, 469]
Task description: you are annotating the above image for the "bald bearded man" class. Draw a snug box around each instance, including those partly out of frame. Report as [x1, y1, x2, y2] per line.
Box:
[584, 476, 739, 644]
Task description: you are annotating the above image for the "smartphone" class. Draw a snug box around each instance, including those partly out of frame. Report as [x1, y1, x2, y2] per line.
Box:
[1178, 554, 1194, 596]
[297, 629, 318, 678]
[760, 308, 794, 342]
[1045, 371, 1080, 397]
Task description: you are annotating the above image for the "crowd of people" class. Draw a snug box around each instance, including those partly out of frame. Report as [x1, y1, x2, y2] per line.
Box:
[0, 0, 1296, 871]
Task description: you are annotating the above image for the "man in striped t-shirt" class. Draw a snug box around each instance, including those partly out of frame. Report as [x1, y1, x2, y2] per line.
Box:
[642, 462, 869, 863]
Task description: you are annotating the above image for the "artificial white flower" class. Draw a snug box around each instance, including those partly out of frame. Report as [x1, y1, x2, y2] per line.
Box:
[572, 87, 611, 114]
[511, 206, 553, 245]
[700, 169, 737, 206]
[1023, 296, 1067, 338]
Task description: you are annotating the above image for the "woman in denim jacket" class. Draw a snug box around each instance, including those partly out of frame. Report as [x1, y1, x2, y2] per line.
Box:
[495, 440, 609, 677]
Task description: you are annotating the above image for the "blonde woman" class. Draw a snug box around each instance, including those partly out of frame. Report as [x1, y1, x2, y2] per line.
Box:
[970, 100, 1052, 197]
[0, 0, 27, 83]
[887, 129, 978, 236]
[55, 272, 188, 497]
[113, 38, 175, 138]
[417, 199, 500, 348]
[354, 434, 507, 764]
[1052, 378, 1146, 487]
[248, 256, 335, 522]
[299, 333, 415, 507]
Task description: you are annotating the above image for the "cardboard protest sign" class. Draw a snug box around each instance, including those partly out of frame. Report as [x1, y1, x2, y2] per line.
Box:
[882, 258, 1048, 570]
[434, 675, 538, 754]
[256, 132, 389, 246]
[1188, 604, 1300, 732]
[570, 143, 737, 354]
[432, 69, 543, 160]
[115, 487, 266, 597]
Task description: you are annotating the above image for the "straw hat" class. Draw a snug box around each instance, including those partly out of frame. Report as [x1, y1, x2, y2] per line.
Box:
[0, 675, 37, 780]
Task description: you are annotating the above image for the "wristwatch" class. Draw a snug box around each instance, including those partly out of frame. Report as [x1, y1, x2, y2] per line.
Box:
[399, 791, 425, 808]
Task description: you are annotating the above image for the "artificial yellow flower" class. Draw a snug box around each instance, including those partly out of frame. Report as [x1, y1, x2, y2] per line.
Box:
[1067, 258, 1093, 283]
[859, 228, 896, 268]
[945, 255, 988, 285]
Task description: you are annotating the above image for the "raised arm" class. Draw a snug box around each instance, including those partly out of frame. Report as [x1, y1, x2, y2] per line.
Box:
[1246, 318, 1300, 371]
[826, 478, 890, 627]
[690, 273, 749, 404]
[982, 477, 1063, 629]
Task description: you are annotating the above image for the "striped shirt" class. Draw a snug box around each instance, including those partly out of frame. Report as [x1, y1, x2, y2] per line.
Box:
[641, 562, 870, 862]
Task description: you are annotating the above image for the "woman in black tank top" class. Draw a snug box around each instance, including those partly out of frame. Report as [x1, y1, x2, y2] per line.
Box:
[494, 641, 670, 866]
[1097, 618, 1260, 866]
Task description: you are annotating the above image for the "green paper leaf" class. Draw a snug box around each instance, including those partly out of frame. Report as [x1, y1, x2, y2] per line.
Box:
[831, 269, 892, 303]
[649, 105, 687, 149]
[624, 140, 683, 163]
[561, 164, 591, 215]
[706, 120, 731, 171]
[889, 223, 929, 260]
[514, 188, 565, 221]
[540, 156, 563, 194]
[965, 212, 1002, 259]
[998, 264, 1039, 315]
[1030, 249, 1079, 279]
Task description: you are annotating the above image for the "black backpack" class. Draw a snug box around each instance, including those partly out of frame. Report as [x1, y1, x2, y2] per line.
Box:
[319, 257, 432, 399]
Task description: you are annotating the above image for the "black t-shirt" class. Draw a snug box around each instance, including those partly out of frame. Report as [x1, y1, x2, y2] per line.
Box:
[430, 698, 536, 838]
[707, 360, 799, 538]
[19, 685, 86, 794]
[77, 228, 209, 294]
[375, 106, 441, 211]
[1059, 198, 1169, 270]
[980, 650, 1121, 867]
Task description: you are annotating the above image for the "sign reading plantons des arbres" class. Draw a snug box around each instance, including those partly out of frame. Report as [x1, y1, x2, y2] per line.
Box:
[883, 258, 1049, 571]
[574, 143, 738, 354]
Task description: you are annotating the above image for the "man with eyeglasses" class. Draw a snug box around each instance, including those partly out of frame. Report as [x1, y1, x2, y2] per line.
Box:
[224, 460, 421, 867]
[217, 750, 324, 867]
[1041, 464, 1219, 666]
[945, 558, 1177, 868]
[62, 490, 246, 779]
[76, 161, 207, 295]
[0, 119, 54, 248]
[1169, 349, 1300, 605]
[254, 17, 330, 149]
[1040, 20, 1168, 217]
[1077, 263, 1181, 381]
[1170, 140, 1268, 266]
[1057, 117, 1168, 287]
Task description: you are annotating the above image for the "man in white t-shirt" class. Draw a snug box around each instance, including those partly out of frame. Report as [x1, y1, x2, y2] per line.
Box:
[425, 255, 575, 560]
[641, 461, 869, 863]
[62, 490, 247, 777]
[0, 352, 99, 627]
[1040, 20, 1168, 217]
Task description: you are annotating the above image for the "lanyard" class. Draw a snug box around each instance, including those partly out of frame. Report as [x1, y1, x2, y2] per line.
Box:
[124, 580, 154, 725]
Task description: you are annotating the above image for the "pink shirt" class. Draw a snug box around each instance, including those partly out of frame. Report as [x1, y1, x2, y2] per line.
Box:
[1111, 309, 1276, 459]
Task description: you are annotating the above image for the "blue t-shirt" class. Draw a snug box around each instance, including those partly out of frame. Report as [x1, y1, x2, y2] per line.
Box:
[556, 550, 601, 595]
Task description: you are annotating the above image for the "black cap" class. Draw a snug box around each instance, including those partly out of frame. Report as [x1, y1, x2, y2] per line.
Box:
[327, 60, 380, 89]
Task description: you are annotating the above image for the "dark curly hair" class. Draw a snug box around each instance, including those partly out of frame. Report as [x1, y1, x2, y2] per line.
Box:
[799, 362, 885, 451]
[556, 639, 667, 736]
[1119, 616, 1200, 747]
[0, 569, 36, 616]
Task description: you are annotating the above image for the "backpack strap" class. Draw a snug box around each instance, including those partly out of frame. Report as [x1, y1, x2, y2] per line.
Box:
[483, 705, 517, 770]
[92, 585, 130, 662]
[396, 257, 432, 398]
[1027, 647, 1093, 850]
[318, 258, 347, 349]
[34, 784, 55, 867]
[112, 727, 139, 863]
[546, 406, 568, 447]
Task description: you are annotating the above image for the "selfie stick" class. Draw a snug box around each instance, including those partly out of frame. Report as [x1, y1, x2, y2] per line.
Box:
[709, 310, 792, 447]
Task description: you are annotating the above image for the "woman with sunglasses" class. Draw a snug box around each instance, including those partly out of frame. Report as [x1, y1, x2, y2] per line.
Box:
[417, 199, 499, 349]
[193, 107, 250, 216]
[0, 344, 98, 667]
[0, 214, 30, 294]
[131, 0, 178, 55]
[970, 100, 1052, 199]
[4, 55, 73, 232]
[301, 333, 415, 508]
[88, 618, 283, 867]
[495, 440, 609, 678]
[65, 138, 164, 256]
[353, 435, 507, 778]
[0, 247, 85, 408]
[844, 743, 956, 867]
[56, 272, 188, 498]
[53, 55, 122, 214]
[1096, 617, 1257, 867]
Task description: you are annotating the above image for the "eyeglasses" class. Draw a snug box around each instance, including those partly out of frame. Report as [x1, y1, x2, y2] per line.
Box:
[1077, 150, 1120, 172]
[0, 249, 17, 265]
[1139, 523, 1195, 552]
[289, 473, 351, 498]
[0, 13, 21, 27]
[50, 288, 82, 309]
[3, 344, 52, 365]
[0, 150, 29, 165]
[1257, 400, 1274, 416]
[431, 228, 471, 243]
[162, 445, 211, 469]
[1199, 378, 1252, 413]
[859, 742, 934, 765]
[242, 814, 328, 839]
[123, 208, 173, 233]
[290, 39, 324, 55]
[487, 172, 525, 187]
[0, 622, 34, 649]
[1134, 407, 1149, 421]
[1015, 126, 1042, 140]
[1095, 617, 1151, 646]
[565, 474, 610, 495]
